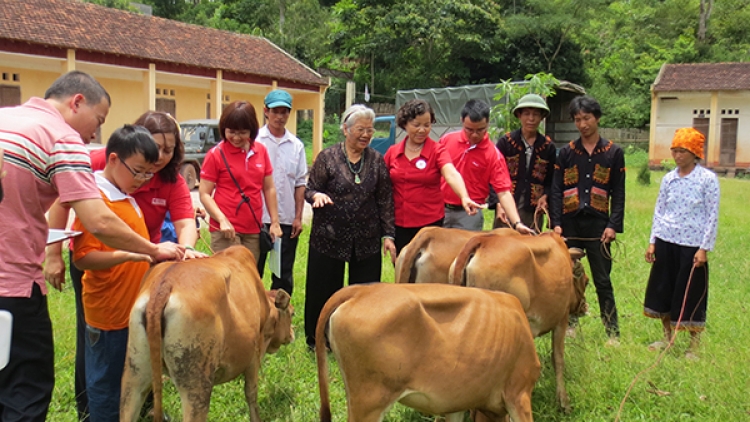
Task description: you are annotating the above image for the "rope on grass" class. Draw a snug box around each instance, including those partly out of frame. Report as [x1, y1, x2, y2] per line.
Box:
[613, 264, 708, 422]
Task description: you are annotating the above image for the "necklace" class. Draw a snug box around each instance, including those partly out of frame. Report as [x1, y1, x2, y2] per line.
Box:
[343, 143, 364, 184]
[406, 141, 424, 152]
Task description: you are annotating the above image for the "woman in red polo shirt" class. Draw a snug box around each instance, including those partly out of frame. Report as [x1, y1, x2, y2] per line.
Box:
[199, 101, 282, 259]
[44, 110, 202, 420]
[384, 99, 480, 254]
[88, 111, 201, 249]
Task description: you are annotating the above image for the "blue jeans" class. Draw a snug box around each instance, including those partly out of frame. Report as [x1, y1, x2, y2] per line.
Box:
[85, 325, 128, 422]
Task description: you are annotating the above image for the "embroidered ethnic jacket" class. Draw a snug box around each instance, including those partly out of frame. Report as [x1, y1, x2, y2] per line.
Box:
[550, 137, 626, 232]
[495, 129, 556, 209]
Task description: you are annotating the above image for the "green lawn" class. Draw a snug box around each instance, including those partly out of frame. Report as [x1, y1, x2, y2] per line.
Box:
[46, 150, 750, 421]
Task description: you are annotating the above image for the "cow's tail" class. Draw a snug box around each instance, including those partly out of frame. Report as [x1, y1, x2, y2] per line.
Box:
[395, 228, 433, 284]
[145, 267, 175, 422]
[449, 235, 484, 286]
[315, 287, 360, 422]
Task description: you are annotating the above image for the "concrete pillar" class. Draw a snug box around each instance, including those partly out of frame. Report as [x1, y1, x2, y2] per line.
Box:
[345, 80, 355, 110]
[707, 91, 719, 166]
[63, 49, 76, 73]
[144, 63, 156, 111]
[313, 84, 328, 159]
[212, 70, 223, 119]
[648, 87, 659, 166]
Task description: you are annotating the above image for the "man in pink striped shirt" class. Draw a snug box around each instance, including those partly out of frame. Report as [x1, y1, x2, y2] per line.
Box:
[0, 71, 184, 421]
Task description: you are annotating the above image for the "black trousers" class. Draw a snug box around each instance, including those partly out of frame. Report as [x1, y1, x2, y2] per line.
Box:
[257, 224, 299, 295]
[563, 214, 620, 337]
[0, 284, 54, 422]
[304, 246, 382, 347]
[394, 218, 443, 256]
[69, 250, 89, 421]
[644, 238, 708, 330]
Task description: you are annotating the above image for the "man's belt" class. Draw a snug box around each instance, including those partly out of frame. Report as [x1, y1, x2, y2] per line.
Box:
[444, 203, 463, 210]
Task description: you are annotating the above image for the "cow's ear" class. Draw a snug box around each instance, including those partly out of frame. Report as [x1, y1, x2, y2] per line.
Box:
[274, 289, 291, 310]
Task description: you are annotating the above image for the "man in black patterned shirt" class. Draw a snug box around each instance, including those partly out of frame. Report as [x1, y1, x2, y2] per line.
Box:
[550, 96, 625, 344]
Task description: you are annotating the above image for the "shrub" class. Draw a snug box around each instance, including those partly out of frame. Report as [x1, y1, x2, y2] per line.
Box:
[660, 158, 676, 171]
[637, 162, 651, 186]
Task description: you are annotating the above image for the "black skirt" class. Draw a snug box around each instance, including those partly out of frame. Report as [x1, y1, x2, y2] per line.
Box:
[643, 238, 708, 331]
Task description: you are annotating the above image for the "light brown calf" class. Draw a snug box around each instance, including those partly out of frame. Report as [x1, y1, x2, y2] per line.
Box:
[316, 283, 541, 422]
[449, 232, 588, 413]
[120, 246, 294, 422]
[395, 227, 517, 284]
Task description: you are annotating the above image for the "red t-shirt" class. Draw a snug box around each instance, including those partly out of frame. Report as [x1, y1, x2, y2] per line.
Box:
[384, 137, 452, 227]
[439, 130, 511, 205]
[200, 141, 272, 234]
[89, 147, 194, 242]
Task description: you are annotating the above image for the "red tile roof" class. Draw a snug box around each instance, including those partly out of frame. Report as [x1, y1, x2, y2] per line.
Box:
[0, 0, 328, 88]
[653, 62, 750, 92]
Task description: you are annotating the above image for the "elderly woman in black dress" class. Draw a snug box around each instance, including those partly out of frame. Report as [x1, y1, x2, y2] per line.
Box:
[304, 104, 396, 348]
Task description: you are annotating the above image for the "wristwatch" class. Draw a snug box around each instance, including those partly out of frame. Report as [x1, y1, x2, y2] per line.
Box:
[512, 221, 521, 229]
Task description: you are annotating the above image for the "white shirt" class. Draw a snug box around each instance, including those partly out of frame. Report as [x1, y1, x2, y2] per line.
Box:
[649, 165, 720, 250]
[256, 125, 307, 225]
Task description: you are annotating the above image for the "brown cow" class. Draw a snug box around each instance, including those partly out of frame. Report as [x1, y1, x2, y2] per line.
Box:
[395, 227, 517, 284]
[449, 232, 588, 413]
[316, 283, 541, 422]
[120, 245, 294, 422]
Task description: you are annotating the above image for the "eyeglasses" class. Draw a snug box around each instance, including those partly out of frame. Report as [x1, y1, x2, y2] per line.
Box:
[352, 127, 375, 135]
[119, 157, 154, 181]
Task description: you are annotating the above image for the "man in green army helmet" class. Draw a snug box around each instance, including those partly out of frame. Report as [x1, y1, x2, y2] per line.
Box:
[491, 93, 557, 230]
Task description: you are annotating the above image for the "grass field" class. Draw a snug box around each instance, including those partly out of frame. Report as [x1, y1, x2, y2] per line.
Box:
[45, 150, 750, 421]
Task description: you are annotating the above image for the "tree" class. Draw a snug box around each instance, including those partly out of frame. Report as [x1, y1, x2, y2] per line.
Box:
[330, 0, 506, 95]
[490, 72, 559, 135]
[141, 0, 189, 19]
[84, 0, 136, 10]
[698, 0, 714, 43]
[502, 0, 606, 77]
[579, 0, 701, 127]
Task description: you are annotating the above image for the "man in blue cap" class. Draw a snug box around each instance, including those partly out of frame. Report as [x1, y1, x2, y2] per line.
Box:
[255, 89, 307, 295]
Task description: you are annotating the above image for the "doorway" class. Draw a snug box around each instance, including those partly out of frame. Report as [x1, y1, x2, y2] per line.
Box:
[720, 118, 737, 167]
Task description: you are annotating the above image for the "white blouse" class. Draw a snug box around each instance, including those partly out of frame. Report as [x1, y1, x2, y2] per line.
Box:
[649, 165, 720, 250]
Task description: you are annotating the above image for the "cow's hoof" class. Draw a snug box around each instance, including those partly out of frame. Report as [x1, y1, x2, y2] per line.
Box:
[144, 409, 171, 422]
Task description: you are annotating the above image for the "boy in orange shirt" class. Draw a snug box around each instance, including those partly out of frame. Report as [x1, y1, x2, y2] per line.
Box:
[72, 125, 159, 421]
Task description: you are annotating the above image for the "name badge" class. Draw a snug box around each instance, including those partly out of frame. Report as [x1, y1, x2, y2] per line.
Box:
[416, 159, 427, 170]
[152, 198, 167, 206]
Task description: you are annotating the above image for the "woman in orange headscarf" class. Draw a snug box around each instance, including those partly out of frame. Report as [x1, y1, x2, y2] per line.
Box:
[643, 128, 720, 360]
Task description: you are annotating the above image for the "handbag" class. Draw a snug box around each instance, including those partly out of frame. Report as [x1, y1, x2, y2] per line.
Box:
[218, 147, 274, 256]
